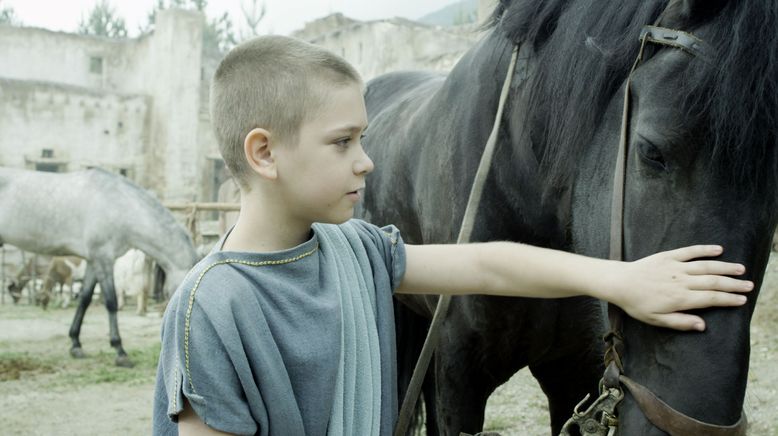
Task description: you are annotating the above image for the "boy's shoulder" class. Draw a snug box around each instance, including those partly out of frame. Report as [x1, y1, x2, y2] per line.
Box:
[169, 252, 265, 315]
[315, 219, 400, 248]
[314, 219, 405, 290]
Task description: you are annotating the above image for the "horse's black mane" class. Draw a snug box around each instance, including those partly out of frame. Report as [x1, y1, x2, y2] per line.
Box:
[487, 0, 778, 190]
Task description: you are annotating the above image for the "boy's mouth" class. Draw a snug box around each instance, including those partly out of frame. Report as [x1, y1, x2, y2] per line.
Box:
[346, 187, 364, 201]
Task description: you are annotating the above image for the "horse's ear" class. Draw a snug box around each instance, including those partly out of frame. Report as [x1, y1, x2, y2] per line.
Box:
[661, 0, 728, 27]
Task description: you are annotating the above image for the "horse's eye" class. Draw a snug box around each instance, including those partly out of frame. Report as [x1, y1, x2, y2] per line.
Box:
[637, 141, 668, 171]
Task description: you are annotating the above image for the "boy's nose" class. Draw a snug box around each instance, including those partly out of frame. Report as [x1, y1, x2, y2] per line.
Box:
[354, 150, 374, 175]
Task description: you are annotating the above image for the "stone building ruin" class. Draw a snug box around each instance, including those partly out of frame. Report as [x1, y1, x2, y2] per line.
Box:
[0, 5, 489, 202]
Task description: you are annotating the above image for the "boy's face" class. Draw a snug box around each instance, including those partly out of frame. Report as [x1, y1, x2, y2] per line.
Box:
[274, 82, 374, 225]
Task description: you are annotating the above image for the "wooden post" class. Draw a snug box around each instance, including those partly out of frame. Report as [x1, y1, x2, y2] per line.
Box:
[163, 201, 240, 245]
[1, 245, 5, 305]
[30, 253, 38, 305]
[162, 202, 240, 212]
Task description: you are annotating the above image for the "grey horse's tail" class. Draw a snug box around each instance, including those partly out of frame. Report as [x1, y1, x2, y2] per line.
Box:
[394, 300, 438, 435]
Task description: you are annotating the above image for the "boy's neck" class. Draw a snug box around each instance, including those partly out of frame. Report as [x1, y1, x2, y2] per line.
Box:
[222, 193, 312, 253]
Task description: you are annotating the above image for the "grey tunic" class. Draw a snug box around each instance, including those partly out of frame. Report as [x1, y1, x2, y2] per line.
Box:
[152, 219, 405, 436]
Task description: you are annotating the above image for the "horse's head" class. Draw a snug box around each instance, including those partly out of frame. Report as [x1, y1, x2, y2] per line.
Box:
[570, 0, 778, 432]
[162, 267, 191, 300]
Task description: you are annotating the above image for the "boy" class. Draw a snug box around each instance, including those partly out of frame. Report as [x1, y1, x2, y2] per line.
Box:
[153, 36, 752, 436]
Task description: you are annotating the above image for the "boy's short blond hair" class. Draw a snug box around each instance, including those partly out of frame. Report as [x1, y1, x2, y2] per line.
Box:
[211, 35, 362, 189]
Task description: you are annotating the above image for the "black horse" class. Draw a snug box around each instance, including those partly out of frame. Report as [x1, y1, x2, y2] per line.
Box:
[357, 0, 778, 434]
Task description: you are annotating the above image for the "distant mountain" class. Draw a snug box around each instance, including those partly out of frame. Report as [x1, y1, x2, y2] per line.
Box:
[417, 0, 479, 27]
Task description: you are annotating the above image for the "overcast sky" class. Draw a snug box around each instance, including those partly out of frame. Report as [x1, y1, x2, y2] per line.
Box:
[3, 0, 460, 36]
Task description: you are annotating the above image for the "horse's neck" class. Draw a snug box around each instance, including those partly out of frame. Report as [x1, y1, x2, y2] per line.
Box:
[457, 35, 571, 238]
[129, 225, 195, 274]
[443, 34, 524, 162]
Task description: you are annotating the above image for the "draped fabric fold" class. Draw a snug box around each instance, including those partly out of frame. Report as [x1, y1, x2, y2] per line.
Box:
[318, 224, 383, 436]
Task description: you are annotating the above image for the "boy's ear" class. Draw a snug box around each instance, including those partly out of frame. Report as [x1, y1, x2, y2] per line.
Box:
[244, 128, 277, 180]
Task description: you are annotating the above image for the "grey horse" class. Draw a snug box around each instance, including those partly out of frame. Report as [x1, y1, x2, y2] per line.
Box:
[0, 167, 198, 367]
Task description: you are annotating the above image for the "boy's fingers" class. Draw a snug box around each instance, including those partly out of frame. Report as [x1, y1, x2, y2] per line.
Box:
[684, 261, 745, 276]
[667, 245, 723, 261]
[677, 290, 748, 310]
[653, 313, 706, 331]
[686, 276, 754, 293]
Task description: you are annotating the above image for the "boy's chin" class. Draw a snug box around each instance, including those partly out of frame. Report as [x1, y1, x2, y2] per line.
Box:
[317, 210, 354, 225]
[324, 216, 353, 225]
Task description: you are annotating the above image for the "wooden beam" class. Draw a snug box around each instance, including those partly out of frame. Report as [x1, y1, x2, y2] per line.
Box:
[163, 202, 240, 212]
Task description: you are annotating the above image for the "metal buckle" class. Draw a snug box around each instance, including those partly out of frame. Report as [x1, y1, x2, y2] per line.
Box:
[560, 379, 624, 436]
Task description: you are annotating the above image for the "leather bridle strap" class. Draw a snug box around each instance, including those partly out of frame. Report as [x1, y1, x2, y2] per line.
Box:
[619, 375, 748, 436]
[605, 25, 747, 435]
[608, 25, 710, 262]
[640, 25, 711, 59]
[393, 45, 521, 436]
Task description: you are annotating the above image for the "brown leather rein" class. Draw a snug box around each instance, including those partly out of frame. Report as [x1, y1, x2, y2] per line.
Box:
[562, 25, 747, 436]
[393, 46, 522, 436]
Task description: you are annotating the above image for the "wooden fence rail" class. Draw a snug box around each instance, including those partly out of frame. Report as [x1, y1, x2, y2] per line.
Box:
[162, 202, 240, 246]
[162, 202, 240, 212]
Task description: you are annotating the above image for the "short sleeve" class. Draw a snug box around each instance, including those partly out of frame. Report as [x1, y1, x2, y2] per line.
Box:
[379, 224, 406, 290]
[153, 273, 262, 436]
[182, 299, 259, 434]
[346, 219, 407, 291]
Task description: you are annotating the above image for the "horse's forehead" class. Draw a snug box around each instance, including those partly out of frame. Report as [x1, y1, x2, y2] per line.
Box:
[624, 44, 689, 88]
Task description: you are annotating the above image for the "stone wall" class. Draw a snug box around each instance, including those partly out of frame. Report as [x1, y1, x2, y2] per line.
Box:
[478, 0, 498, 25]
[0, 9, 485, 202]
[0, 79, 150, 178]
[142, 9, 205, 201]
[294, 14, 480, 80]
[0, 10, 209, 201]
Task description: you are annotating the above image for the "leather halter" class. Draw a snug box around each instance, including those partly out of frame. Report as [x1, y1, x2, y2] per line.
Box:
[604, 25, 747, 436]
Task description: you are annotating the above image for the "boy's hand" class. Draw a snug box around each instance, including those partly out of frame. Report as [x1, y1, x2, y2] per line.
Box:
[606, 245, 753, 331]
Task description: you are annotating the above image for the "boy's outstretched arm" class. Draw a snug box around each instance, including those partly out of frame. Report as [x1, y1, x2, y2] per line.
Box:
[396, 243, 753, 331]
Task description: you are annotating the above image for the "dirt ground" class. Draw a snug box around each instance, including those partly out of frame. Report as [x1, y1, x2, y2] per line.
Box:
[1, 256, 776, 436]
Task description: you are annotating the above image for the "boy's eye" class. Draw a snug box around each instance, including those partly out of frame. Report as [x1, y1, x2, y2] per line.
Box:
[334, 137, 351, 148]
[333, 132, 366, 148]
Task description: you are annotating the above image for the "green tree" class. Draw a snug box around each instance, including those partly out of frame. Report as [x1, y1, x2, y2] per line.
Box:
[204, 11, 238, 55]
[138, 0, 164, 34]
[0, 1, 20, 25]
[78, 0, 128, 38]
[240, 0, 266, 39]
[189, 0, 207, 11]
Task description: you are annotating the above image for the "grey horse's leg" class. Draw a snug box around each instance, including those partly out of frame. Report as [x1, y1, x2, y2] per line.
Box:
[69, 265, 97, 358]
[99, 267, 133, 367]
